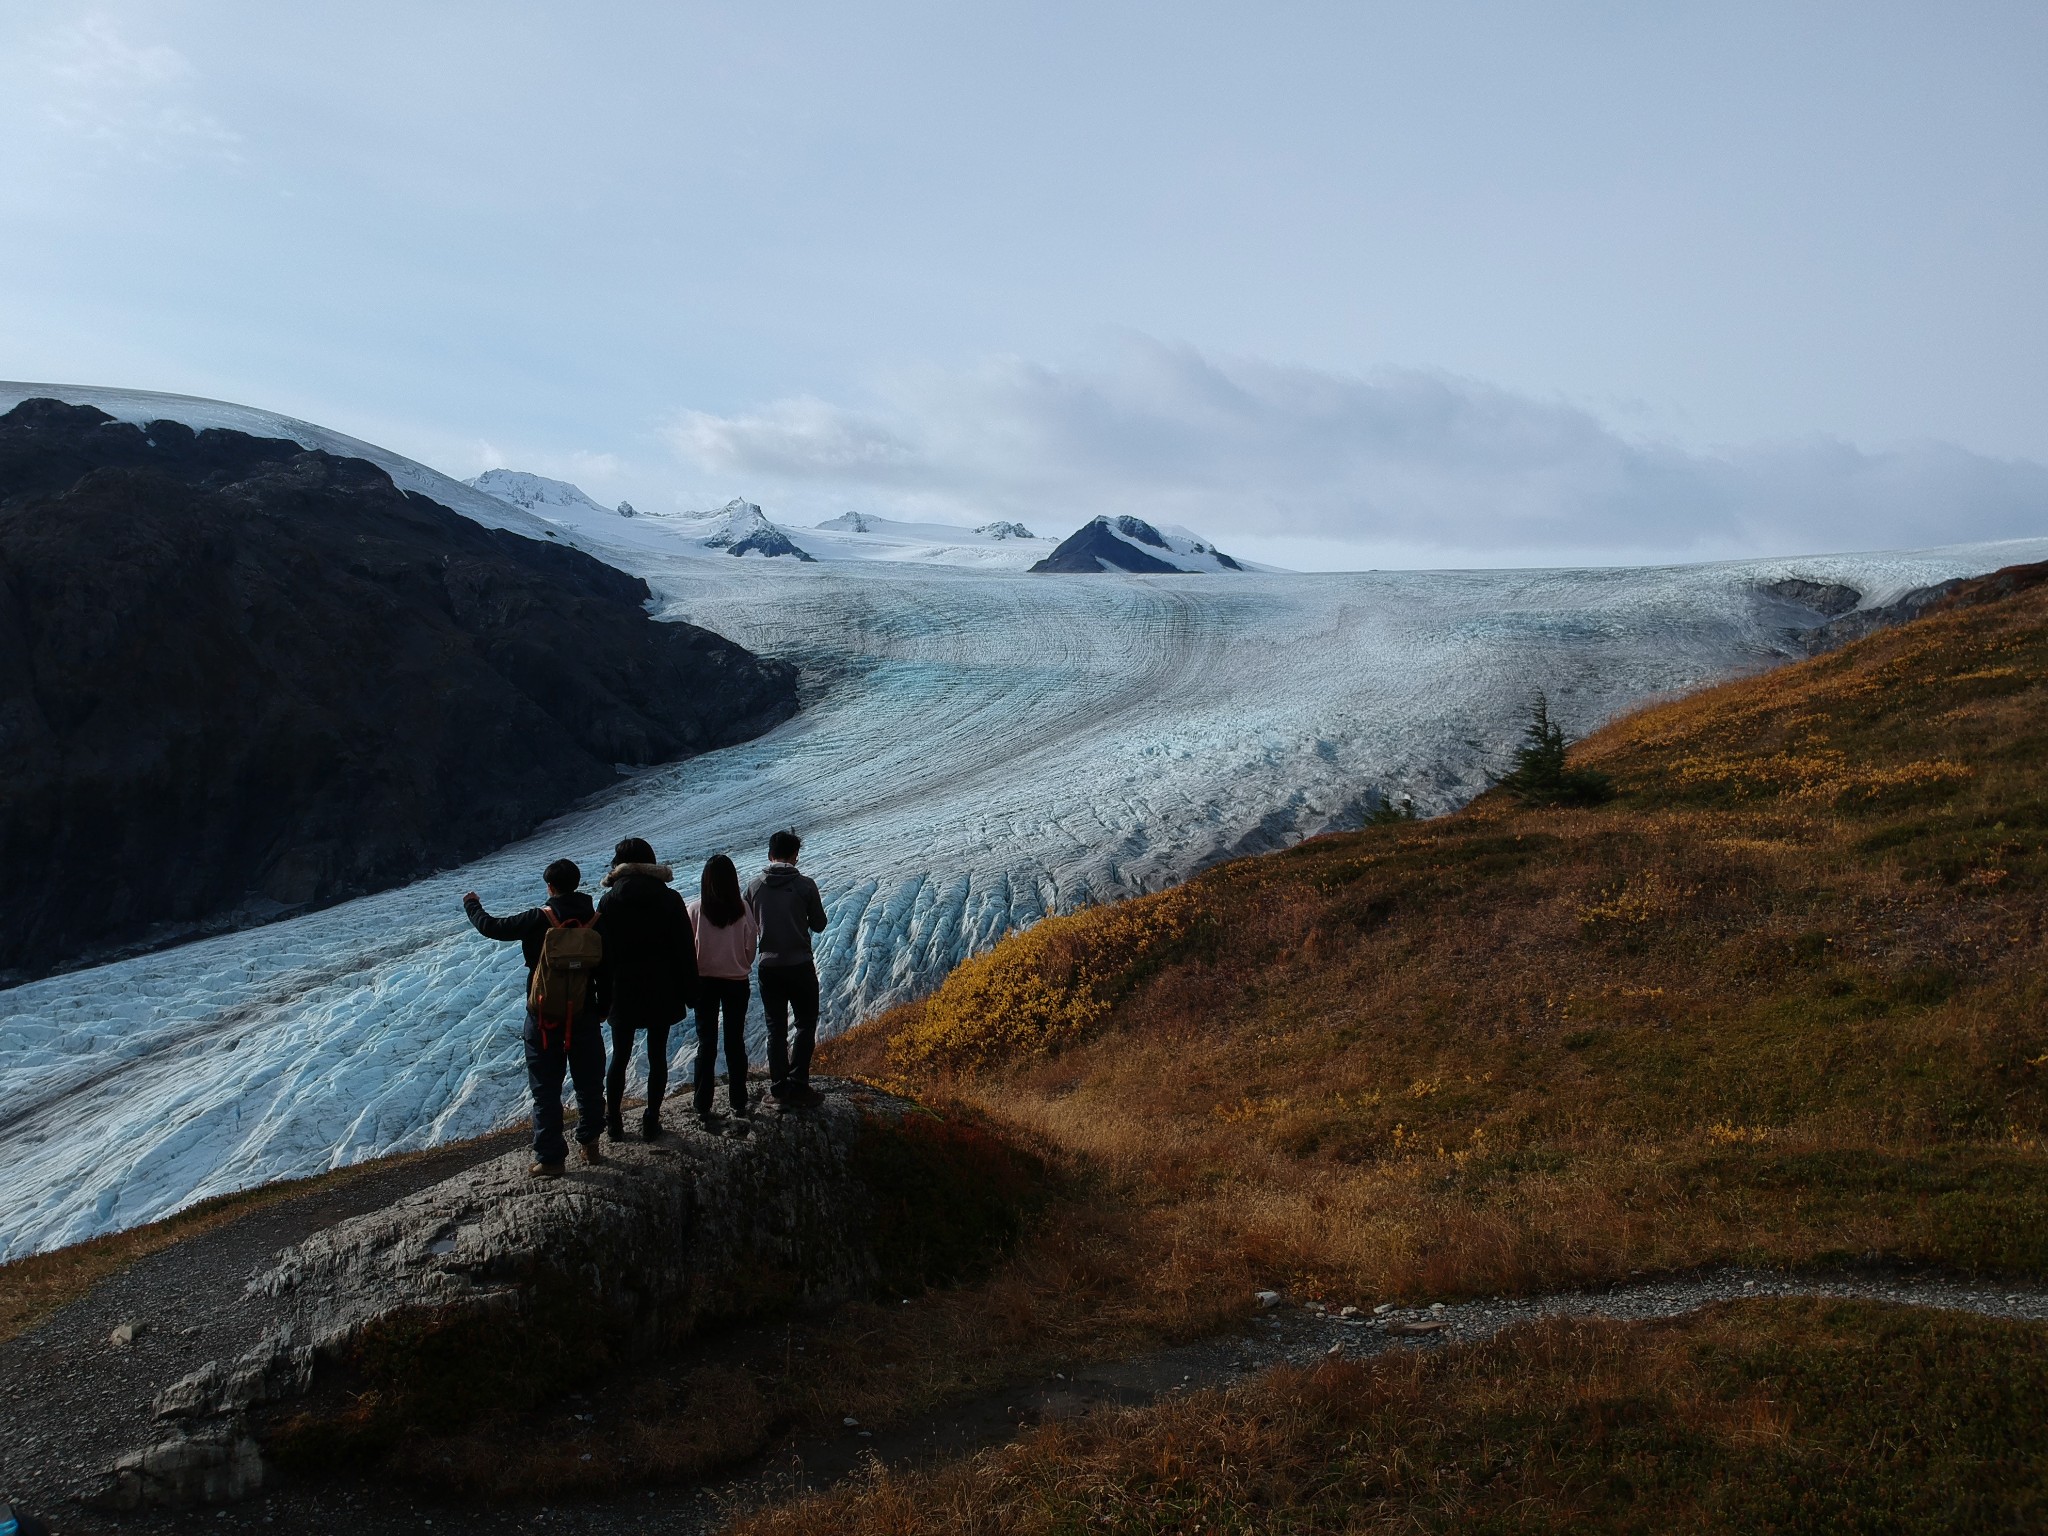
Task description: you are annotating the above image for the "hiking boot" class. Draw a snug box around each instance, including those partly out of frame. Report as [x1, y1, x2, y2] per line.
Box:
[695, 1109, 729, 1132]
[641, 1110, 664, 1141]
[529, 1160, 565, 1179]
[606, 1105, 626, 1140]
[577, 1141, 606, 1166]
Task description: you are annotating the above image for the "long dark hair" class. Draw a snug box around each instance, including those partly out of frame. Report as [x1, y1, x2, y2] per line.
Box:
[699, 854, 745, 929]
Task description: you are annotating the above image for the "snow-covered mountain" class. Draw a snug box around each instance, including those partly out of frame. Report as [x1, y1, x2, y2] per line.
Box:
[457, 463, 1058, 570]
[687, 498, 815, 561]
[467, 468, 633, 522]
[796, 512, 1060, 568]
[1031, 515, 1244, 573]
[0, 383, 559, 542]
[7, 381, 2048, 1260]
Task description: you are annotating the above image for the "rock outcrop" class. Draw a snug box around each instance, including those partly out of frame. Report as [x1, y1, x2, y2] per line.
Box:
[102, 1083, 1033, 1510]
[0, 399, 800, 977]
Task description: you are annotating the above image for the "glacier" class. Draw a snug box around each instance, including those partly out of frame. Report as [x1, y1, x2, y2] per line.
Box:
[2, 383, 2045, 1260]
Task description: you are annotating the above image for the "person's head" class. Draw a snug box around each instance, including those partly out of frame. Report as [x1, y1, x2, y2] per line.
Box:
[768, 828, 802, 864]
[543, 858, 580, 895]
[613, 836, 656, 869]
[700, 854, 744, 928]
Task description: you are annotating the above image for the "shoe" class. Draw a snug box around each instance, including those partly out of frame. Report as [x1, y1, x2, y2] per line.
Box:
[529, 1161, 565, 1179]
[789, 1084, 824, 1109]
[578, 1141, 606, 1166]
[606, 1105, 626, 1140]
[694, 1109, 729, 1132]
[641, 1110, 664, 1141]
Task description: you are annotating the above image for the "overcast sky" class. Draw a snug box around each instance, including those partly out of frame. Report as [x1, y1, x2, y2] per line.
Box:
[3, 2, 2044, 569]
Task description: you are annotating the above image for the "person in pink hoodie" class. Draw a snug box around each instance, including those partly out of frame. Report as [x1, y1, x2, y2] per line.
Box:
[687, 853, 760, 1127]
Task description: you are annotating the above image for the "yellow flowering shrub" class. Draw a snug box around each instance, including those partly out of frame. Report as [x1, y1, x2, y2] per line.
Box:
[888, 887, 1205, 1076]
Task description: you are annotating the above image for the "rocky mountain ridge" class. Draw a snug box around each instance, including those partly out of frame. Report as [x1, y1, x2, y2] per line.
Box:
[1030, 515, 1245, 573]
[0, 399, 799, 977]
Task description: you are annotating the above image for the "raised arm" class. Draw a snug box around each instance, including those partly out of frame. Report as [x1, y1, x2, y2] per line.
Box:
[463, 892, 545, 943]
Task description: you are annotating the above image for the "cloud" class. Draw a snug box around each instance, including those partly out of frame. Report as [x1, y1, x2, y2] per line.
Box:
[664, 338, 2048, 566]
[33, 14, 240, 164]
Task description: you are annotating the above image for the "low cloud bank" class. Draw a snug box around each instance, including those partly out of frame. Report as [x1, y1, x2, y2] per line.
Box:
[666, 339, 2048, 569]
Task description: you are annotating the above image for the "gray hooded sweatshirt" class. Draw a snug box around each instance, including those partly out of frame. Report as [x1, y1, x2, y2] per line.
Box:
[746, 862, 827, 969]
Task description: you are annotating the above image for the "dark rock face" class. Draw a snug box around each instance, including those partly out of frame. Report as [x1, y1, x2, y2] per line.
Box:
[1760, 577, 1863, 617]
[1751, 573, 1976, 657]
[1030, 515, 1243, 573]
[1031, 516, 1181, 573]
[0, 400, 799, 978]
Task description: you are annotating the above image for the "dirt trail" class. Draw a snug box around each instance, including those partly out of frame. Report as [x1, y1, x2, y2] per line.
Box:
[11, 1232, 2047, 1536]
[0, 1131, 523, 1527]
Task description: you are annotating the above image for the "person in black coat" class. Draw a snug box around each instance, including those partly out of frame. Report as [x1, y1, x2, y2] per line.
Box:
[463, 858, 607, 1176]
[597, 836, 698, 1139]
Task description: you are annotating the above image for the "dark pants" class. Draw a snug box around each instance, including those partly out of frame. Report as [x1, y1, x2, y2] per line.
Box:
[694, 977, 751, 1115]
[606, 1019, 674, 1123]
[524, 1012, 607, 1165]
[759, 963, 819, 1094]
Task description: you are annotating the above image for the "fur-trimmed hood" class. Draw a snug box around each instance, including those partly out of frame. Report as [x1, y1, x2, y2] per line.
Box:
[603, 861, 673, 887]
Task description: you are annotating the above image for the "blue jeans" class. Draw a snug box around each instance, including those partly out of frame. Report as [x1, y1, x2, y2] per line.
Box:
[523, 1011, 607, 1164]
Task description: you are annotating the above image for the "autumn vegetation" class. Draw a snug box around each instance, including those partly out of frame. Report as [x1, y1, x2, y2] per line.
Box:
[739, 561, 2048, 1531]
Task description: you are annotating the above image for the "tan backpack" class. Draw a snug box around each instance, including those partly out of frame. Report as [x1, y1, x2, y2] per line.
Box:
[529, 909, 602, 1041]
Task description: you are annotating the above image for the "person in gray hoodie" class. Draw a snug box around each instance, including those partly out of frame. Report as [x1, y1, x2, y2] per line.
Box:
[746, 828, 828, 1105]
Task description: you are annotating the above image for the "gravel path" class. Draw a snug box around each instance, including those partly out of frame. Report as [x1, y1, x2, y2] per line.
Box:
[0, 1132, 522, 1527]
[9, 1254, 2046, 1536]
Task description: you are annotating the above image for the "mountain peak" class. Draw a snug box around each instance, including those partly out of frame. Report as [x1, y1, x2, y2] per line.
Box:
[1030, 515, 1244, 574]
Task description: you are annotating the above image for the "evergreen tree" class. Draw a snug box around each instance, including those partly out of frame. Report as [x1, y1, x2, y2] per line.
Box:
[1496, 692, 1614, 806]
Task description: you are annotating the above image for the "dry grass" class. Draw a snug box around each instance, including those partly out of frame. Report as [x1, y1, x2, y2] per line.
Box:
[732, 1297, 2048, 1534]
[821, 566, 2048, 1311]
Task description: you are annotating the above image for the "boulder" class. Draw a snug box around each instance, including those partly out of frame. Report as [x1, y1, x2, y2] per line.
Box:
[104, 1082, 1035, 1507]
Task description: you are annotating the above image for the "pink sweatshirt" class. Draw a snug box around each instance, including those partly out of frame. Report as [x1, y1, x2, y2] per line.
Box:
[687, 897, 760, 980]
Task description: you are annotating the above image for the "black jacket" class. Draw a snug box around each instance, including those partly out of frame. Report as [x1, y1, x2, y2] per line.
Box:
[464, 889, 605, 1015]
[746, 863, 827, 968]
[597, 862, 696, 1028]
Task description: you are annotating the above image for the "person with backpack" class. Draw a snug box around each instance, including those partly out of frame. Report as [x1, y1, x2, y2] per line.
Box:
[746, 828, 828, 1107]
[687, 853, 760, 1130]
[464, 859, 607, 1177]
[597, 837, 697, 1140]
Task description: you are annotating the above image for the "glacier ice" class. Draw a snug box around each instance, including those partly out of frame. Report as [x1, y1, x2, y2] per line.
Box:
[3, 383, 2046, 1259]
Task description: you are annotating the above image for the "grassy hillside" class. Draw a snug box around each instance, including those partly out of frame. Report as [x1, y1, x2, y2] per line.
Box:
[737, 1299, 2048, 1535]
[825, 562, 2048, 1310]
[737, 561, 2048, 1531]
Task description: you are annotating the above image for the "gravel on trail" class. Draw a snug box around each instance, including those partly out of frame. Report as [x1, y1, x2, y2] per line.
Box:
[0, 1132, 521, 1527]
[10, 1197, 2048, 1536]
